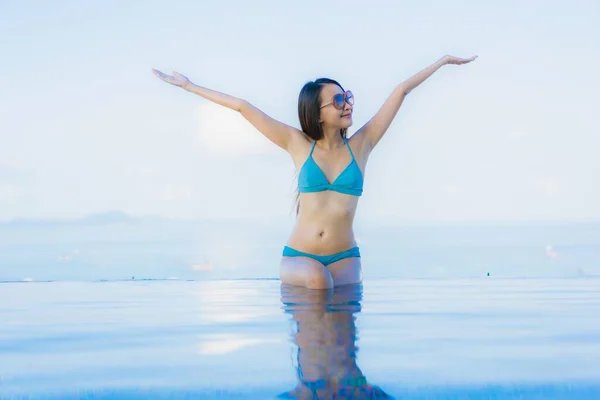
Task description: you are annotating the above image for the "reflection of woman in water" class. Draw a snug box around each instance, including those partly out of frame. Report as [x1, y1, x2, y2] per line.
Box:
[278, 283, 393, 399]
[153, 54, 476, 289]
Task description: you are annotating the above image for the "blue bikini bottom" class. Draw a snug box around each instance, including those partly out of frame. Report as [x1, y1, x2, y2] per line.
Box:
[282, 246, 360, 267]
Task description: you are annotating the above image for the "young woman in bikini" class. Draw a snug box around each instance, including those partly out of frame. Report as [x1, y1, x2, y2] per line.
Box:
[152, 54, 477, 290]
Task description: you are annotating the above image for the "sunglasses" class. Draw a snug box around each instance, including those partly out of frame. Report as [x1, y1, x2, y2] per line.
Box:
[320, 90, 354, 110]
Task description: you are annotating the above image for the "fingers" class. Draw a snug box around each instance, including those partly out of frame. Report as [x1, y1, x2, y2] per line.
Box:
[446, 55, 477, 65]
[152, 68, 176, 84]
[152, 68, 167, 79]
[454, 56, 476, 65]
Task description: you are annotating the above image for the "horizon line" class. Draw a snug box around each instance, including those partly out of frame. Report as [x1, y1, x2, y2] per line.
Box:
[1, 210, 599, 226]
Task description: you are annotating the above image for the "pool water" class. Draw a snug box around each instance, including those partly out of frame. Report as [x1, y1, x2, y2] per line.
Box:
[1, 278, 600, 399]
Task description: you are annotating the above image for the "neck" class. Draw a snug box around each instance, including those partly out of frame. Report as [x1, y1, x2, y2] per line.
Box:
[318, 127, 345, 150]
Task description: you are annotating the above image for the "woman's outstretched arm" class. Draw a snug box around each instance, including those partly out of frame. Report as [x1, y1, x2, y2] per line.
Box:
[359, 54, 477, 151]
[152, 69, 298, 151]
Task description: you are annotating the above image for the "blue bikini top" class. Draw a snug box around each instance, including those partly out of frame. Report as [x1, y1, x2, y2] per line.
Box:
[298, 137, 364, 196]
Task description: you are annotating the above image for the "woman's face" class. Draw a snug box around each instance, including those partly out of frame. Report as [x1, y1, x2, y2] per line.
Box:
[319, 84, 353, 131]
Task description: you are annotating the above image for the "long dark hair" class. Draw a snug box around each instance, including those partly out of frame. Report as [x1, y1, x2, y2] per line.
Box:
[293, 78, 347, 215]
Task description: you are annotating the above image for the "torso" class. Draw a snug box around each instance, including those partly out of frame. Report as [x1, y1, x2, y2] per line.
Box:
[286, 131, 370, 255]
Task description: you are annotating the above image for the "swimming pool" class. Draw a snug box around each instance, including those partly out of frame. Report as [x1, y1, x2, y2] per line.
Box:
[1, 278, 599, 399]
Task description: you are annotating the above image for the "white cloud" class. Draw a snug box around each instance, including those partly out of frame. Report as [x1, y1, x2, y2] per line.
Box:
[195, 103, 277, 156]
[160, 184, 193, 201]
[125, 165, 156, 179]
[534, 177, 561, 196]
[0, 184, 18, 201]
[440, 183, 461, 195]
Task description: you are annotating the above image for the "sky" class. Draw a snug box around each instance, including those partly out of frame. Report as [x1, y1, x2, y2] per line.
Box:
[1, 0, 599, 224]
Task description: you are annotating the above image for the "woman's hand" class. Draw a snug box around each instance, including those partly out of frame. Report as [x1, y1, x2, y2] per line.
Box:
[443, 54, 478, 65]
[152, 69, 191, 89]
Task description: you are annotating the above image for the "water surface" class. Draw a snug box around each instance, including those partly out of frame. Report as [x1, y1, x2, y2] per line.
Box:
[1, 278, 599, 399]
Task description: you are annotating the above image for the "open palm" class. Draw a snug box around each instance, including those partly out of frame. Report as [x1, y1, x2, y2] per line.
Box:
[152, 69, 190, 88]
[444, 54, 478, 65]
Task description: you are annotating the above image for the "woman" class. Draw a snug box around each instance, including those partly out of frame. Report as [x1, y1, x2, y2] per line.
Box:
[152, 54, 477, 289]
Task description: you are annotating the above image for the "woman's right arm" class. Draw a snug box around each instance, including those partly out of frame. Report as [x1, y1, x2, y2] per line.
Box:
[152, 69, 298, 151]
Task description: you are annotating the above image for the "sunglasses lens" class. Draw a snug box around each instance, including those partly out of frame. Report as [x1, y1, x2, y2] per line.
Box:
[346, 91, 354, 105]
[333, 94, 345, 110]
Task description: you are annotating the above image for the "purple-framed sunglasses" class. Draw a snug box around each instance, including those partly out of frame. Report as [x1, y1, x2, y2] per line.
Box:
[320, 90, 354, 110]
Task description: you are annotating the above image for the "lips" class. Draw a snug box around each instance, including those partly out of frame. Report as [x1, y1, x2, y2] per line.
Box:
[342, 114, 352, 118]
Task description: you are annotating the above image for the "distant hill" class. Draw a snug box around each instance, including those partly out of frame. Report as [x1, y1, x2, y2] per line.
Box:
[2, 211, 141, 227]
[0, 211, 288, 229]
[80, 211, 135, 224]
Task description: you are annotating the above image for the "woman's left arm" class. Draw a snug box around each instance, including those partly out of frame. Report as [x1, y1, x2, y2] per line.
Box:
[359, 54, 477, 151]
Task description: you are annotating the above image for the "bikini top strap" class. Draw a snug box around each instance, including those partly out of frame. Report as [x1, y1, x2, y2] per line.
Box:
[344, 137, 356, 161]
[308, 140, 317, 156]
